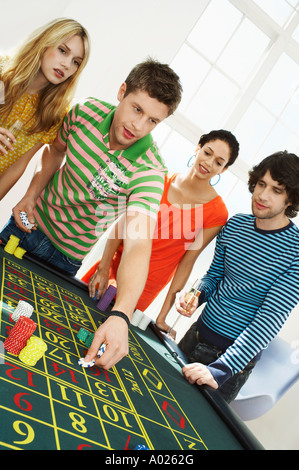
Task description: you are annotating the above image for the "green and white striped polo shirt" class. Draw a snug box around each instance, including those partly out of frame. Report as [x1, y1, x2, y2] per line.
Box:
[34, 98, 167, 260]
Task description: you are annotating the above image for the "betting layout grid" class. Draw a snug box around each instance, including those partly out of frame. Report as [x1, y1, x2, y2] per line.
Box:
[0, 254, 207, 451]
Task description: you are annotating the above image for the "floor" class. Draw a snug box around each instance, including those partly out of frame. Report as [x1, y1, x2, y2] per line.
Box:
[240, 313, 299, 450]
[244, 381, 299, 450]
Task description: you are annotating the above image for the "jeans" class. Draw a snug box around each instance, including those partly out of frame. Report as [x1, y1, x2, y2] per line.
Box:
[0, 216, 82, 276]
[178, 322, 257, 403]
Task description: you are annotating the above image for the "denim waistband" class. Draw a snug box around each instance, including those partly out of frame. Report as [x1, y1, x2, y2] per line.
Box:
[196, 316, 262, 361]
[196, 316, 234, 351]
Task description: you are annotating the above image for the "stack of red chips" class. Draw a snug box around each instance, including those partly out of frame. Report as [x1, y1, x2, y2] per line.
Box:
[4, 316, 37, 355]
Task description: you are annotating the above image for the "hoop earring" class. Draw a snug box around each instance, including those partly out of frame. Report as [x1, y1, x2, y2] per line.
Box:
[209, 174, 221, 186]
[187, 155, 195, 168]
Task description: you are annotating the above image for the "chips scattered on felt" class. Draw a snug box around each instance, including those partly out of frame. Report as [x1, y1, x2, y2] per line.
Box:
[4, 300, 46, 365]
[76, 328, 106, 368]
[19, 336, 48, 366]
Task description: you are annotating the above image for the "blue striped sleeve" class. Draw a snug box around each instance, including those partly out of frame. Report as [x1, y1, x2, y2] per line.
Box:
[195, 214, 299, 383]
[199, 224, 226, 301]
[219, 261, 299, 376]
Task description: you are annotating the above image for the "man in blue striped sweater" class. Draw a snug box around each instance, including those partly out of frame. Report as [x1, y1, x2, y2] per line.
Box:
[176, 151, 299, 402]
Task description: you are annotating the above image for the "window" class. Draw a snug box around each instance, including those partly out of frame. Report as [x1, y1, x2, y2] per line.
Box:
[217, 18, 270, 85]
[252, 0, 295, 27]
[153, 0, 299, 224]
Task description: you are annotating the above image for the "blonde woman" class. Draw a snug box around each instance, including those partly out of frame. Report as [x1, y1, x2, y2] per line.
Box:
[0, 18, 90, 199]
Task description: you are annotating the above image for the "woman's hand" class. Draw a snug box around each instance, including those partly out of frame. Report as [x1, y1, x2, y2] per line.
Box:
[174, 289, 198, 317]
[0, 127, 16, 154]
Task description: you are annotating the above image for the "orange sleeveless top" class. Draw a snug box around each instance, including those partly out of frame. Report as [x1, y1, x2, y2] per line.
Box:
[81, 174, 228, 311]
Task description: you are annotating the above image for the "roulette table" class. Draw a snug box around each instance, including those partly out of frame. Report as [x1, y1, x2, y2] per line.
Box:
[0, 245, 263, 452]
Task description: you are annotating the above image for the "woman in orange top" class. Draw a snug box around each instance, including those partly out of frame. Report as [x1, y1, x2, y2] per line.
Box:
[0, 18, 90, 200]
[83, 129, 239, 337]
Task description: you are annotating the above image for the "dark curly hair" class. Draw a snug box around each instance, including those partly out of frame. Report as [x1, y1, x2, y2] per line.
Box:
[198, 129, 240, 167]
[248, 151, 299, 218]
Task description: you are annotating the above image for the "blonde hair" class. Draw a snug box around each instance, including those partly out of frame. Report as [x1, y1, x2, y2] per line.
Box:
[0, 18, 90, 133]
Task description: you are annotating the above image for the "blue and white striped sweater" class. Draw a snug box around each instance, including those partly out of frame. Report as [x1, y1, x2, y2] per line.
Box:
[196, 213, 299, 385]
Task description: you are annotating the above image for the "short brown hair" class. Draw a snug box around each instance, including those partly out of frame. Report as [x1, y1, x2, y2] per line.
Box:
[124, 57, 182, 116]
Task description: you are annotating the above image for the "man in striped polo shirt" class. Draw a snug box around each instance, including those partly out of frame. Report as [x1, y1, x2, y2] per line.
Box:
[175, 151, 299, 403]
[1, 58, 182, 370]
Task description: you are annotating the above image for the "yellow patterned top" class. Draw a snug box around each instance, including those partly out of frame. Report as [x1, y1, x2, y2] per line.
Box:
[0, 56, 68, 175]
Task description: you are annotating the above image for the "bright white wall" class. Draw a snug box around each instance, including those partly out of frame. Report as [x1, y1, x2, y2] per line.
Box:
[1, 0, 205, 102]
[0, 0, 203, 234]
[0, 0, 205, 266]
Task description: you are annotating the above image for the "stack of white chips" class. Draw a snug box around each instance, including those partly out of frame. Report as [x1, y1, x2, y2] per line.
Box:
[78, 343, 106, 368]
[20, 211, 35, 230]
[11, 300, 34, 322]
[131, 309, 152, 331]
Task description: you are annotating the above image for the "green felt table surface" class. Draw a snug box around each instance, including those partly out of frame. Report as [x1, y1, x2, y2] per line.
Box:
[0, 246, 263, 451]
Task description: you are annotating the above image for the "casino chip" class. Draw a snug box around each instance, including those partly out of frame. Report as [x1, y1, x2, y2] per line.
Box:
[11, 300, 34, 322]
[78, 344, 106, 368]
[97, 343, 106, 357]
[76, 328, 91, 343]
[20, 211, 35, 230]
[14, 247, 27, 259]
[19, 336, 48, 366]
[134, 444, 150, 450]
[96, 285, 117, 310]
[4, 235, 20, 254]
[78, 358, 96, 368]
[84, 333, 94, 348]
[4, 316, 37, 355]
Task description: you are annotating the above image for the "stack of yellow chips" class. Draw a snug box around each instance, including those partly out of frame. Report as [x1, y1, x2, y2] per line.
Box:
[4, 235, 20, 254]
[19, 336, 48, 366]
[14, 247, 27, 259]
